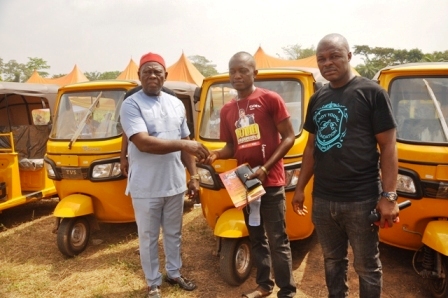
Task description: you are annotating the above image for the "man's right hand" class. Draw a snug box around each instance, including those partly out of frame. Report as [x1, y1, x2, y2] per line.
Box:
[292, 191, 308, 216]
[120, 157, 129, 177]
[184, 141, 210, 163]
[204, 151, 220, 165]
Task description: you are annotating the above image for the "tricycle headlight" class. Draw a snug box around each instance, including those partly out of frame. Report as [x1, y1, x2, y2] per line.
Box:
[285, 168, 300, 189]
[396, 173, 416, 194]
[92, 162, 121, 178]
[44, 161, 56, 179]
[284, 162, 302, 191]
[196, 163, 221, 190]
[197, 167, 215, 186]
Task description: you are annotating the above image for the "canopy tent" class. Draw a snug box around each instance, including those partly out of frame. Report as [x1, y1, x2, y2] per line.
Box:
[26, 70, 49, 84]
[116, 53, 204, 86]
[253, 46, 360, 75]
[116, 59, 139, 81]
[26, 65, 89, 87]
[166, 52, 204, 86]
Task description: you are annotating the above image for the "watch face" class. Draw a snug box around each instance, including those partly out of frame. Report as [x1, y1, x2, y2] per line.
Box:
[384, 192, 398, 201]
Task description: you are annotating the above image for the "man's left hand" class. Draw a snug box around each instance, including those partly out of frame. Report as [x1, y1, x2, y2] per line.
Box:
[376, 197, 400, 228]
[187, 179, 199, 201]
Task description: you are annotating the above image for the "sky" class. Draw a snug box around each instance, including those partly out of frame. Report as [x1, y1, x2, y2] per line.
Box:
[1, 0, 448, 76]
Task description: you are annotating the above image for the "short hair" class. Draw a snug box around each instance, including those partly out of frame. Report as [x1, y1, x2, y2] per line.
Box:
[318, 33, 350, 52]
[229, 51, 256, 69]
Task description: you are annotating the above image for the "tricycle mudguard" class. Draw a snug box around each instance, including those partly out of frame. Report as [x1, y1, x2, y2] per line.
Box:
[214, 208, 248, 238]
[422, 221, 448, 256]
[53, 194, 94, 218]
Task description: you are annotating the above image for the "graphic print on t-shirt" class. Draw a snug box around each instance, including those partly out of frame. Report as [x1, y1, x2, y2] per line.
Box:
[313, 102, 348, 152]
[235, 108, 261, 150]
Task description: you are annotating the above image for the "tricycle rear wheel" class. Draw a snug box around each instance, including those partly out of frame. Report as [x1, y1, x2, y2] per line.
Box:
[219, 237, 253, 286]
[57, 217, 90, 257]
[429, 256, 448, 298]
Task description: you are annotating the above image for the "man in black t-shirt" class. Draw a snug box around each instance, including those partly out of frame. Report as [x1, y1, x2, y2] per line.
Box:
[292, 33, 399, 298]
[120, 85, 177, 176]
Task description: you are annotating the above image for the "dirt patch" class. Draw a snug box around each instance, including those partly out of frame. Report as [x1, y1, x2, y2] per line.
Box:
[0, 199, 432, 297]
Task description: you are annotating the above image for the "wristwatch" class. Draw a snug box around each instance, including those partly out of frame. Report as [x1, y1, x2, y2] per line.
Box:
[381, 192, 398, 202]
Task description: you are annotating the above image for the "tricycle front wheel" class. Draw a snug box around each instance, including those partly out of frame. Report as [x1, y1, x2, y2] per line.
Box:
[57, 217, 90, 257]
[219, 237, 253, 286]
[429, 256, 448, 298]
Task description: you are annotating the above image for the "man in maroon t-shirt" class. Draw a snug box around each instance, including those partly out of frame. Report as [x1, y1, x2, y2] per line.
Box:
[205, 52, 296, 298]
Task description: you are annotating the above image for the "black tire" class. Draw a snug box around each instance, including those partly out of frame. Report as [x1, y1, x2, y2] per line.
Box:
[57, 217, 90, 257]
[429, 256, 448, 298]
[219, 237, 253, 286]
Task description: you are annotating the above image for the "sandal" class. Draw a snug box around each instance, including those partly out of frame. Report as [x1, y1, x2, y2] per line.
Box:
[147, 285, 161, 298]
[242, 286, 272, 298]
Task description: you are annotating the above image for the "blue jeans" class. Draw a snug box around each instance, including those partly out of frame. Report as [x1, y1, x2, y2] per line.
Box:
[312, 196, 382, 298]
[243, 187, 296, 298]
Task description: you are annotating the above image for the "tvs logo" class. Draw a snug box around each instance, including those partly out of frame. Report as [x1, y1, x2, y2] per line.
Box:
[313, 102, 348, 152]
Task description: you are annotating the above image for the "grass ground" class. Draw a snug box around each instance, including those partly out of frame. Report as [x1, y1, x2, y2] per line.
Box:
[0, 198, 431, 298]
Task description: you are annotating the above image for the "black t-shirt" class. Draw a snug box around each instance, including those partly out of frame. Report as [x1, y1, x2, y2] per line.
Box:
[124, 85, 176, 99]
[304, 76, 396, 201]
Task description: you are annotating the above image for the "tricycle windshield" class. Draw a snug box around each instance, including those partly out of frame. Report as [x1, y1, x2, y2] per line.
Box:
[50, 89, 126, 140]
[390, 77, 448, 143]
[199, 80, 303, 139]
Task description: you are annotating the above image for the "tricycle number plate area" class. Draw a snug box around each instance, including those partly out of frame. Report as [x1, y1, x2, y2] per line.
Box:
[61, 167, 84, 179]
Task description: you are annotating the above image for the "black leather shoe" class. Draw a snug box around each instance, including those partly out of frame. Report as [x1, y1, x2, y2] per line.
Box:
[165, 275, 196, 291]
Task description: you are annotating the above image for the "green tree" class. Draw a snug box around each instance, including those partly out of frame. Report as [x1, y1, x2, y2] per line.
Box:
[25, 57, 50, 79]
[84, 71, 121, 81]
[189, 55, 218, 77]
[423, 50, 448, 62]
[353, 46, 426, 78]
[280, 44, 316, 60]
[2, 60, 24, 82]
[0, 58, 4, 81]
[407, 48, 425, 63]
[99, 71, 120, 80]
[52, 74, 66, 78]
[355, 62, 378, 79]
[84, 71, 102, 81]
[0, 57, 50, 82]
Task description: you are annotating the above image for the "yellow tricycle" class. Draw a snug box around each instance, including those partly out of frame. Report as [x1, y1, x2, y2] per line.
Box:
[373, 62, 448, 297]
[194, 68, 327, 285]
[45, 80, 139, 257]
[45, 79, 201, 257]
[0, 82, 59, 213]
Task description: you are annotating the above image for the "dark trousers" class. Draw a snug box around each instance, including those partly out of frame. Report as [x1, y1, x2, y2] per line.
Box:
[312, 196, 382, 298]
[243, 186, 296, 297]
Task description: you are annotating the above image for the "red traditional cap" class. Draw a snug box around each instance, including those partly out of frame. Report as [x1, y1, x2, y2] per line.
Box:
[139, 52, 166, 70]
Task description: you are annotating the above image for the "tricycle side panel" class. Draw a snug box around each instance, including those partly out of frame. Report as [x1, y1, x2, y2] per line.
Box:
[53, 194, 94, 217]
[214, 208, 248, 238]
[422, 221, 448, 256]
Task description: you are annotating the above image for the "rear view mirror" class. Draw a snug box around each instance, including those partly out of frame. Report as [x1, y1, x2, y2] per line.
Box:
[194, 87, 202, 104]
[32, 108, 51, 125]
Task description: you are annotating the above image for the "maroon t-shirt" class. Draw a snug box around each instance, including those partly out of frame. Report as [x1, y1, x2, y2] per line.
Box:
[220, 87, 290, 187]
